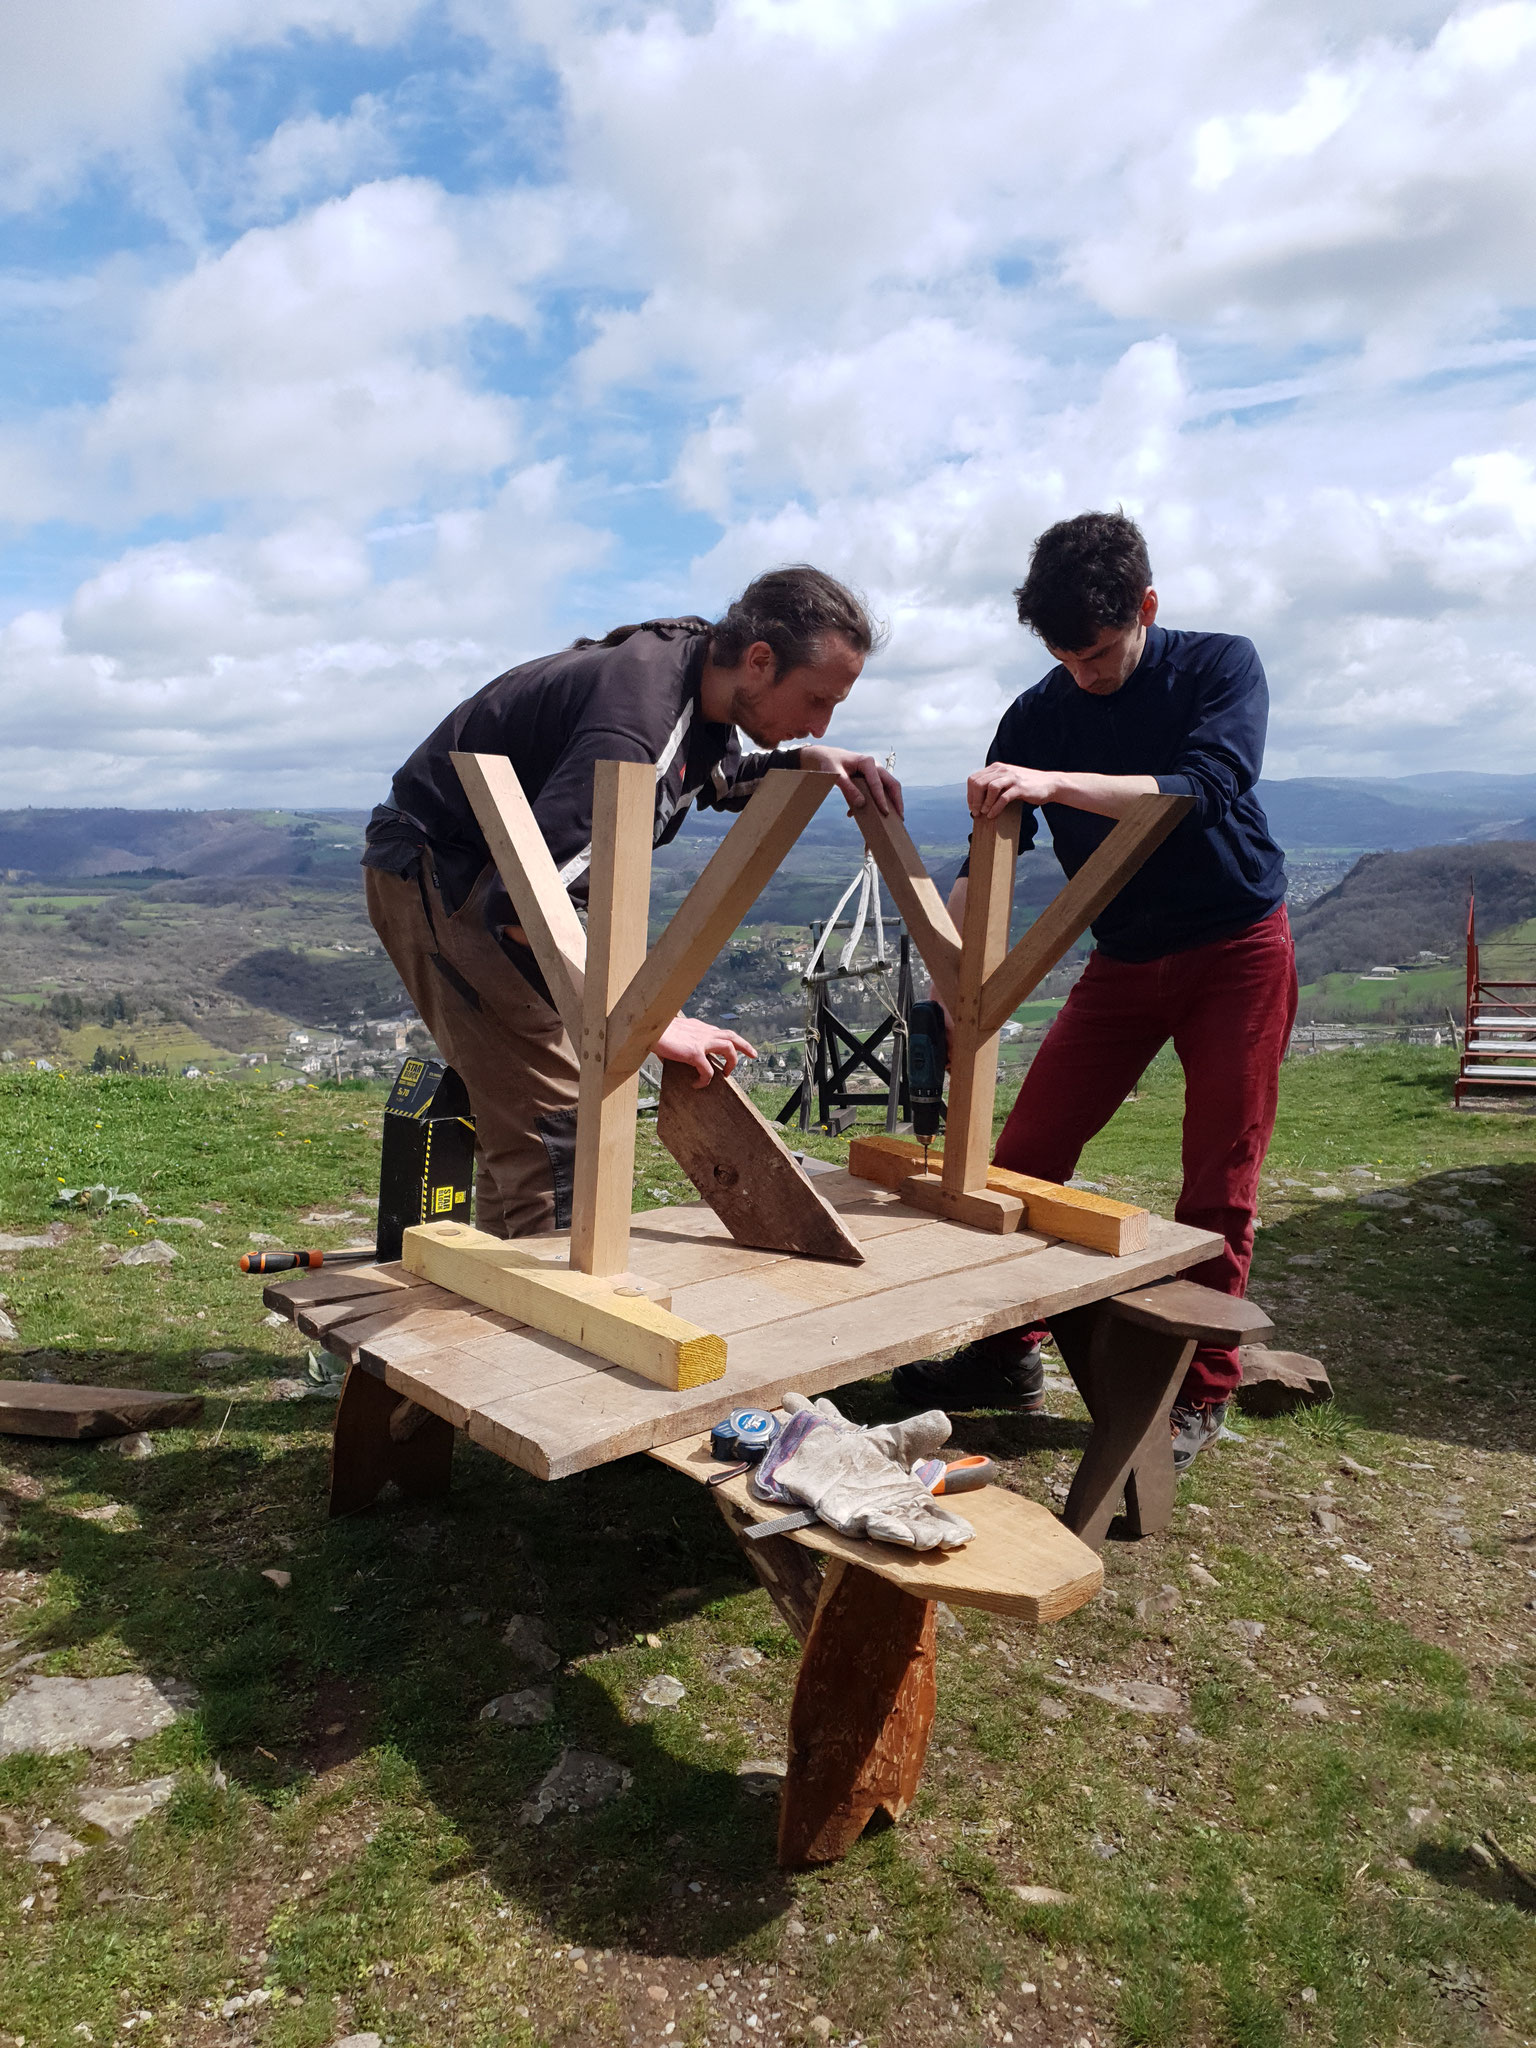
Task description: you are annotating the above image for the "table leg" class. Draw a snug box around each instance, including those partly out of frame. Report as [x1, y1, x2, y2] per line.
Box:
[711, 1491, 823, 1646]
[1050, 1306, 1194, 1549]
[329, 1363, 454, 1518]
[778, 1558, 937, 1869]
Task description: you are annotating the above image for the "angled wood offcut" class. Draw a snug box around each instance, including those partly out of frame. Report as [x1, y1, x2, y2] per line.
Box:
[403, 1221, 725, 1389]
[848, 1134, 1150, 1256]
[656, 1059, 864, 1264]
[450, 750, 588, 1042]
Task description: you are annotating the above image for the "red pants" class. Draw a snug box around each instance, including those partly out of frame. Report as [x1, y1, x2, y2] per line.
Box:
[995, 905, 1298, 1404]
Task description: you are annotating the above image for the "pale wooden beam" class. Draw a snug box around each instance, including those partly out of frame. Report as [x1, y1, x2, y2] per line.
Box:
[570, 760, 655, 1276]
[604, 770, 836, 1087]
[852, 802, 961, 1012]
[977, 792, 1192, 1038]
[940, 803, 1020, 1208]
[451, 750, 588, 1042]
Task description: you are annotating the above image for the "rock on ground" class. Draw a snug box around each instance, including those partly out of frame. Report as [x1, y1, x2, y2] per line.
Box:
[501, 1614, 559, 1670]
[480, 1687, 554, 1727]
[77, 1774, 179, 1838]
[520, 1749, 632, 1826]
[0, 1674, 196, 1757]
[28, 1825, 89, 1865]
[1235, 1345, 1332, 1416]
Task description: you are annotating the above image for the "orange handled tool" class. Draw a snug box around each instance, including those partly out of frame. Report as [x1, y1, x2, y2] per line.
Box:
[238, 1248, 375, 1274]
[920, 1454, 996, 1495]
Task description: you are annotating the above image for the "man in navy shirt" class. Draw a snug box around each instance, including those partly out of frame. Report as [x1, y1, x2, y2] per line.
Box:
[894, 513, 1297, 1470]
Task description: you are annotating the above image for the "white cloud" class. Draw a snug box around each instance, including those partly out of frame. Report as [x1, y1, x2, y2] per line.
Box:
[2, 0, 1534, 803]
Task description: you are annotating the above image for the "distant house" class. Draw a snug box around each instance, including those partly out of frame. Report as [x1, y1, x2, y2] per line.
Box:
[1358, 966, 1400, 980]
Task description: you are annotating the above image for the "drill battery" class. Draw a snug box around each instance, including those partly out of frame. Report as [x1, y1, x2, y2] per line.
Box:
[376, 1056, 475, 1261]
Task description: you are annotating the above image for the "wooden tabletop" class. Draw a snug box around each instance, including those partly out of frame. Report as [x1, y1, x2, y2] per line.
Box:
[267, 1169, 1221, 1482]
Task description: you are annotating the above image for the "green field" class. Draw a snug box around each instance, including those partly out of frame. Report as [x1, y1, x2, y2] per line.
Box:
[0, 1055, 1533, 2047]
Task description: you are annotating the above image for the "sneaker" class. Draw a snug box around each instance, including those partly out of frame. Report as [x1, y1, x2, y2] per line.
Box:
[1170, 1399, 1228, 1473]
[890, 1335, 1045, 1413]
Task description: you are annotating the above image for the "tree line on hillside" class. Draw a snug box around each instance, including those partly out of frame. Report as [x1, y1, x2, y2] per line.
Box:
[1289, 842, 1536, 985]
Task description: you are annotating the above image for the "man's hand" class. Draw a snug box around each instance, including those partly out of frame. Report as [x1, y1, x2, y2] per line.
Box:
[799, 745, 902, 817]
[654, 1014, 758, 1088]
[967, 761, 1057, 818]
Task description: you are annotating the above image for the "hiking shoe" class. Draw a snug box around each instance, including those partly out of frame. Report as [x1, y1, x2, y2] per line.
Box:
[1170, 1399, 1228, 1473]
[890, 1335, 1046, 1413]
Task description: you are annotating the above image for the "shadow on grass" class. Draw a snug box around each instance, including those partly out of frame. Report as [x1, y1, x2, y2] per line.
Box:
[1243, 1159, 1536, 1458]
[3, 1411, 800, 1956]
[1411, 1839, 1536, 1915]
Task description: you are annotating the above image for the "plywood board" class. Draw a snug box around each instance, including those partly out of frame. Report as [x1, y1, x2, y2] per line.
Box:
[649, 1433, 1103, 1625]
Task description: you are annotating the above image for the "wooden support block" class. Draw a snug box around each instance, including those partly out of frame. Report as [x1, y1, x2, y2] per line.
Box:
[329, 1361, 454, 1517]
[604, 772, 836, 1086]
[847, 1133, 1150, 1256]
[978, 791, 1193, 1036]
[943, 805, 1019, 1197]
[852, 801, 961, 1011]
[0, 1381, 204, 1441]
[1050, 1303, 1192, 1548]
[777, 1558, 937, 1868]
[657, 1059, 864, 1265]
[403, 1221, 725, 1390]
[571, 759, 656, 1276]
[450, 749, 588, 1042]
[897, 1173, 1023, 1234]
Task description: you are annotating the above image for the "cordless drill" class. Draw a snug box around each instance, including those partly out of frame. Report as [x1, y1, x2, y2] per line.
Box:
[906, 999, 947, 1174]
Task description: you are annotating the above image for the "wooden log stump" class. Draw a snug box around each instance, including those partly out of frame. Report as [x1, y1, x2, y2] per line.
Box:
[711, 1490, 823, 1646]
[329, 1363, 454, 1517]
[778, 1558, 937, 1869]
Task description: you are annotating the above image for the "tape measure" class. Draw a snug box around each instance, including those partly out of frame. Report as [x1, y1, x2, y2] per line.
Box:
[709, 1408, 780, 1463]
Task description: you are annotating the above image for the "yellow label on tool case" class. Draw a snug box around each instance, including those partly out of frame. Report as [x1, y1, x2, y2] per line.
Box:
[431, 1184, 457, 1214]
[397, 1058, 425, 1091]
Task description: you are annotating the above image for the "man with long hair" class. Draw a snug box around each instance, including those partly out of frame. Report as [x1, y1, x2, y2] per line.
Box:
[364, 566, 896, 1239]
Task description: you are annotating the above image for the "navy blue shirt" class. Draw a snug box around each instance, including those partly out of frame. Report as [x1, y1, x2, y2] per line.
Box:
[974, 624, 1286, 961]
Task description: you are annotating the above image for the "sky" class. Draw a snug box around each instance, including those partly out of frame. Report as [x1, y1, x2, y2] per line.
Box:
[1, 0, 1534, 807]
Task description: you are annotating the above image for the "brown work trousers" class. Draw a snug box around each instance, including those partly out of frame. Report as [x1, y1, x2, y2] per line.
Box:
[365, 863, 580, 1240]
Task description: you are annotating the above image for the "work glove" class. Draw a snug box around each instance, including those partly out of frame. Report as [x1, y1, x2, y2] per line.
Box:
[753, 1393, 975, 1551]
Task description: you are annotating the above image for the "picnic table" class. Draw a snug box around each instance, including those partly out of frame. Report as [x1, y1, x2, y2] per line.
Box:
[264, 1167, 1247, 1866]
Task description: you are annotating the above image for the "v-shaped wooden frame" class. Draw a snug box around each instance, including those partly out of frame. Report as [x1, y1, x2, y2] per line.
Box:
[452, 749, 1191, 1273]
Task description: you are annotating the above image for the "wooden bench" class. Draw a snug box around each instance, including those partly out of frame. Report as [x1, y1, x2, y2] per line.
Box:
[263, 1177, 1262, 1866]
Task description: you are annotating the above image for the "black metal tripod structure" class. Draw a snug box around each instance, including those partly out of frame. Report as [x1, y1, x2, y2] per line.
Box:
[775, 850, 915, 1136]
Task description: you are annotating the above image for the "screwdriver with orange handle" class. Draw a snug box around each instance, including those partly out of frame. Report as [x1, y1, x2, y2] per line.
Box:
[238, 1247, 376, 1274]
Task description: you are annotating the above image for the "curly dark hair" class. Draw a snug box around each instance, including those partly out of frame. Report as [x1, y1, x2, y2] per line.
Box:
[1013, 512, 1151, 652]
[709, 565, 886, 673]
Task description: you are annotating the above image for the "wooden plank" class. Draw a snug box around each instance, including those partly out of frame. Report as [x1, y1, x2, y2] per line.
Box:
[897, 1174, 1024, 1233]
[852, 802, 961, 1011]
[650, 1434, 1104, 1625]
[261, 1266, 412, 1315]
[604, 771, 836, 1086]
[403, 1221, 725, 1390]
[664, 1211, 1042, 1337]
[848, 1133, 1151, 1257]
[978, 791, 1193, 1036]
[450, 749, 588, 1042]
[942, 804, 1018, 1195]
[570, 759, 654, 1276]
[0, 1381, 204, 1441]
[656, 1059, 864, 1265]
[1108, 1279, 1273, 1345]
[320, 1294, 485, 1365]
[474, 1216, 1220, 1479]
[329, 1363, 453, 1517]
[296, 1283, 464, 1344]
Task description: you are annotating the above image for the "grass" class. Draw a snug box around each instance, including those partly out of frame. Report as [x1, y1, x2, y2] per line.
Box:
[0, 1053, 1533, 2047]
